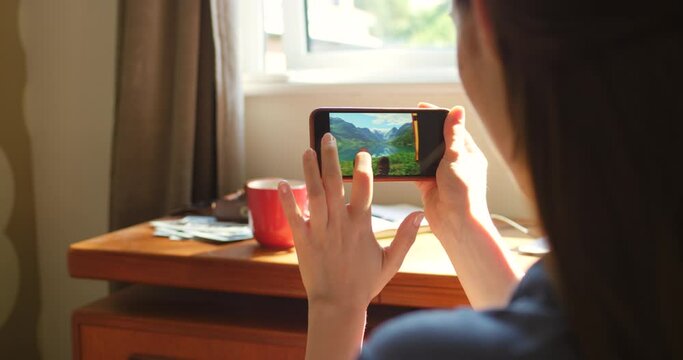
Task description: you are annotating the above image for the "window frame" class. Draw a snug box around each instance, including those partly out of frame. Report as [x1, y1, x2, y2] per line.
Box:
[239, 0, 460, 83]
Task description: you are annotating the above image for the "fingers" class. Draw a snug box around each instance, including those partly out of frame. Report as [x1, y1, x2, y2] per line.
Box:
[278, 181, 306, 239]
[320, 133, 346, 218]
[415, 180, 436, 196]
[302, 148, 328, 227]
[420, 103, 468, 160]
[443, 106, 466, 161]
[350, 151, 373, 216]
[418, 102, 439, 109]
[382, 212, 424, 276]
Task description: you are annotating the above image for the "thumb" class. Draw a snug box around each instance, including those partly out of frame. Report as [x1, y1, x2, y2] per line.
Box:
[444, 106, 466, 161]
[415, 180, 436, 194]
[383, 211, 424, 276]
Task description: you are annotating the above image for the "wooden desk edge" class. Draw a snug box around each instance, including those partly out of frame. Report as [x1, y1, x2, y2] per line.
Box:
[68, 247, 308, 298]
[68, 246, 465, 308]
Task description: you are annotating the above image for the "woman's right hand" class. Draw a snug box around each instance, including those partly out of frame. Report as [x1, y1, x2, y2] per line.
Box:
[415, 103, 522, 309]
[416, 103, 491, 243]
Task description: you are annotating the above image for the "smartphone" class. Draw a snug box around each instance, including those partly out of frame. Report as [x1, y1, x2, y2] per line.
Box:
[310, 107, 448, 181]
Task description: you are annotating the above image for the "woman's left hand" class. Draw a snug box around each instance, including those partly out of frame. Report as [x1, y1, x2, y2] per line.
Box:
[278, 133, 424, 310]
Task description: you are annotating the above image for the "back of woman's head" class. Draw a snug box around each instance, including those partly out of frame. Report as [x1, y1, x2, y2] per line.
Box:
[472, 0, 682, 358]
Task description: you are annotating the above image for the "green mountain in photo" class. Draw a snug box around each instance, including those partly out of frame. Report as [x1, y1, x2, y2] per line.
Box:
[330, 118, 414, 148]
[388, 123, 414, 147]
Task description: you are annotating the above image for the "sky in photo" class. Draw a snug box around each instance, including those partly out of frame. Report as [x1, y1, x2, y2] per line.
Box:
[330, 112, 413, 133]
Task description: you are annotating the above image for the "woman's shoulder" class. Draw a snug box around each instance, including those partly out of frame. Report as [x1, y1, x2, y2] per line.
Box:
[360, 261, 580, 360]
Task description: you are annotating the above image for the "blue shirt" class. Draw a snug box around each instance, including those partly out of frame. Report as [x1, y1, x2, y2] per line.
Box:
[360, 260, 580, 359]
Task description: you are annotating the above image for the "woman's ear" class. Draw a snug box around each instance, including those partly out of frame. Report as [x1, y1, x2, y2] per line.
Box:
[471, 0, 500, 60]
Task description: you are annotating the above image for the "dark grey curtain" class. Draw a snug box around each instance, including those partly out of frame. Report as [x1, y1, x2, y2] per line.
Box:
[110, 0, 243, 230]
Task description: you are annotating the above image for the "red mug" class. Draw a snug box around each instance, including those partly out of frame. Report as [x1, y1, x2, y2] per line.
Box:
[246, 178, 307, 249]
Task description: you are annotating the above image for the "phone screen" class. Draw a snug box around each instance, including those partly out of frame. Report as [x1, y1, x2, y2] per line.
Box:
[311, 108, 447, 179]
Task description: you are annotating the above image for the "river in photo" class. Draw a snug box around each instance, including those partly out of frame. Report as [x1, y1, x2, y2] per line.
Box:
[337, 142, 414, 161]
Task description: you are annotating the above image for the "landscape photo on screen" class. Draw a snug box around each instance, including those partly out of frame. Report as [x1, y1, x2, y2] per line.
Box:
[329, 112, 420, 176]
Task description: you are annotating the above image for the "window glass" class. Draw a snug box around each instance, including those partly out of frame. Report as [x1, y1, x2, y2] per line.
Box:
[305, 0, 455, 52]
[255, 0, 457, 78]
[263, 0, 287, 73]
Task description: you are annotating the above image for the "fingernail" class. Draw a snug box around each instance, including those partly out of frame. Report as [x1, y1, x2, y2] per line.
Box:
[304, 148, 316, 159]
[278, 181, 289, 194]
[324, 133, 336, 145]
[452, 107, 464, 122]
[413, 213, 424, 227]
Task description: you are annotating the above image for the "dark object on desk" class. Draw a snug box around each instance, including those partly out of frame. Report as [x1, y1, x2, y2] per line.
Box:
[212, 189, 248, 223]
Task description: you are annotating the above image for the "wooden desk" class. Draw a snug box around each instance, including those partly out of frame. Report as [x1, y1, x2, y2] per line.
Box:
[69, 220, 539, 359]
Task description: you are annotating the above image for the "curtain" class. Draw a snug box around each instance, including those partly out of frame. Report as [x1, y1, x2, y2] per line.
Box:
[110, 0, 244, 230]
[210, 0, 245, 196]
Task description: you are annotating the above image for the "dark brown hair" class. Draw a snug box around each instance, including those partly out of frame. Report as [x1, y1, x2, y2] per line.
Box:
[460, 0, 682, 358]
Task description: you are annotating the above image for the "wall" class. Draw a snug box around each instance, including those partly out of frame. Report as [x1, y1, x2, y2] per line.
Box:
[0, 0, 41, 357]
[244, 83, 532, 218]
[9, 0, 117, 359]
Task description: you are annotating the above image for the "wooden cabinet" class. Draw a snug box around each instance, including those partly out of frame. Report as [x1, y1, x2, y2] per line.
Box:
[72, 286, 307, 359]
[72, 285, 411, 360]
[78, 325, 304, 360]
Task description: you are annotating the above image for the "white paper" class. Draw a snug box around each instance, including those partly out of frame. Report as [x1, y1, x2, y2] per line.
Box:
[151, 216, 253, 242]
[371, 204, 428, 233]
[372, 204, 428, 225]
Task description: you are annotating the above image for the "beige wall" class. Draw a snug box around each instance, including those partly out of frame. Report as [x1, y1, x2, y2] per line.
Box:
[15, 0, 117, 359]
[244, 84, 532, 218]
[1, 0, 41, 357]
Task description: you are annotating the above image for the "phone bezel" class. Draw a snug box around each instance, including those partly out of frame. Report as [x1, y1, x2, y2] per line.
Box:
[309, 107, 448, 181]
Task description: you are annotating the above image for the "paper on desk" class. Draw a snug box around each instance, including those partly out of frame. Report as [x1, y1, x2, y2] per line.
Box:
[151, 216, 252, 242]
[371, 204, 428, 233]
[151, 207, 423, 242]
[516, 237, 549, 256]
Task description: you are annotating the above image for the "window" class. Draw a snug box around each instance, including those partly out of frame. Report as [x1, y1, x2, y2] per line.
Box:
[239, 0, 458, 83]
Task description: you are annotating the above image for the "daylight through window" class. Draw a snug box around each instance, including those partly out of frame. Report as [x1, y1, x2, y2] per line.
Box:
[255, 0, 457, 80]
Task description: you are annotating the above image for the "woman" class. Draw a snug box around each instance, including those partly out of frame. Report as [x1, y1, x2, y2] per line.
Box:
[277, 0, 681, 358]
